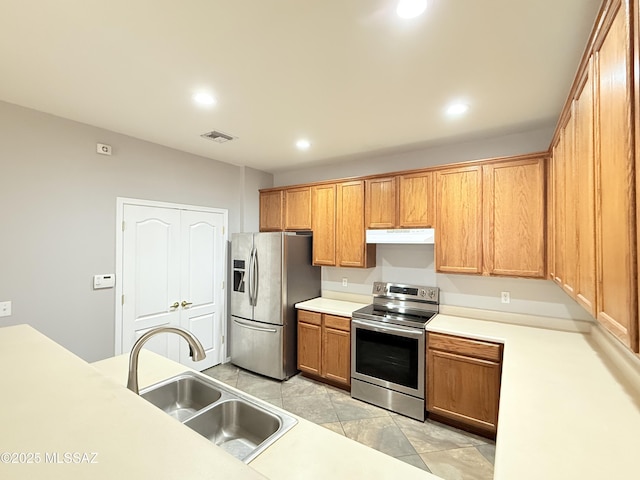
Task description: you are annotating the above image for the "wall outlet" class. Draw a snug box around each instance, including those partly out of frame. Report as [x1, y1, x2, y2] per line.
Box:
[0, 301, 12, 317]
[342, 277, 348, 287]
[501, 291, 510, 304]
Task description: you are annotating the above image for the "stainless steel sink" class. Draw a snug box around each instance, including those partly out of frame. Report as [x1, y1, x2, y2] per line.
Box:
[139, 371, 297, 463]
[140, 374, 222, 421]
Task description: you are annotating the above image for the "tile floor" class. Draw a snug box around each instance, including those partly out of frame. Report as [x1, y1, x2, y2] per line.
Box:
[202, 363, 495, 480]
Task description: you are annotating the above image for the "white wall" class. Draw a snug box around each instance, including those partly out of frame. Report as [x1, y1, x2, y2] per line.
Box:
[274, 124, 594, 322]
[0, 101, 270, 361]
[273, 124, 555, 186]
[241, 166, 273, 232]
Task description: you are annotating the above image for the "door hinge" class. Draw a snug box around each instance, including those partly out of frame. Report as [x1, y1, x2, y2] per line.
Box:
[222, 226, 225, 235]
[121, 294, 125, 305]
[222, 281, 225, 290]
[221, 335, 225, 345]
[122, 221, 125, 231]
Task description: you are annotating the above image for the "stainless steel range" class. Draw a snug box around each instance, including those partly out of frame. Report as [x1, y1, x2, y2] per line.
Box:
[351, 282, 439, 421]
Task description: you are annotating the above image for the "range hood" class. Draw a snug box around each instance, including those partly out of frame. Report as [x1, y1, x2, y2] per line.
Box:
[366, 228, 435, 244]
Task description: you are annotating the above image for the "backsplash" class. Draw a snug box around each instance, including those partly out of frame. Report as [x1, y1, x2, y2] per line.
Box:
[322, 244, 593, 322]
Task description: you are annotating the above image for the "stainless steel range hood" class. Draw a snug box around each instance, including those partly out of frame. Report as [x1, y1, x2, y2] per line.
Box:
[365, 228, 435, 244]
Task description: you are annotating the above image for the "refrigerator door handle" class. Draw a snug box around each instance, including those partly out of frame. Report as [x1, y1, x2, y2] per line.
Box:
[248, 247, 255, 306]
[232, 318, 277, 333]
[253, 248, 259, 306]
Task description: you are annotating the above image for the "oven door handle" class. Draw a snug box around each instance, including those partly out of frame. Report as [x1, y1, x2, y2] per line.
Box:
[352, 318, 424, 338]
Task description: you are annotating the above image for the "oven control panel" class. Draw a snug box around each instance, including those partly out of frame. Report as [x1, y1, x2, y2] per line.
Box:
[372, 282, 439, 302]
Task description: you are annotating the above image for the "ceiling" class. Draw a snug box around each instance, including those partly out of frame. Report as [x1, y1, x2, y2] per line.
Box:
[0, 0, 601, 172]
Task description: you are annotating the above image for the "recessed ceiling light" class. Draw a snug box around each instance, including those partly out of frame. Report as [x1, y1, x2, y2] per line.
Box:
[296, 139, 311, 150]
[192, 92, 216, 106]
[446, 102, 469, 116]
[396, 0, 427, 19]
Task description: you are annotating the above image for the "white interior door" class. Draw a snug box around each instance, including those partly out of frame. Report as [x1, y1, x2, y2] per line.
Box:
[178, 210, 225, 369]
[122, 205, 182, 359]
[119, 200, 227, 370]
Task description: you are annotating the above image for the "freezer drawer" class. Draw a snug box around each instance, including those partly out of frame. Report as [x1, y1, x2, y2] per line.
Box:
[230, 316, 285, 380]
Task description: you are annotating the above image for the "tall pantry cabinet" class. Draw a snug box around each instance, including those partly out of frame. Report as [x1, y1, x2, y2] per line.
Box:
[549, 0, 639, 352]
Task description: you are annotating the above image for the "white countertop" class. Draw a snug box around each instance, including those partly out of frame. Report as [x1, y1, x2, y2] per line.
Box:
[295, 297, 368, 317]
[0, 324, 264, 480]
[0, 324, 433, 480]
[426, 314, 640, 480]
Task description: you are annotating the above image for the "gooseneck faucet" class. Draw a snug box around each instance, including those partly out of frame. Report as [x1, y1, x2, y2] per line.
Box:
[127, 326, 206, 394]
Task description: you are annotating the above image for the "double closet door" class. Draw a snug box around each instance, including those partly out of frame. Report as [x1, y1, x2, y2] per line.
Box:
[120, 203, 227, 370]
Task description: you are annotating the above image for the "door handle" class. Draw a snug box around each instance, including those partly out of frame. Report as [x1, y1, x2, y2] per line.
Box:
[169, 302, 180, 310]
[181, 301, 193, 308]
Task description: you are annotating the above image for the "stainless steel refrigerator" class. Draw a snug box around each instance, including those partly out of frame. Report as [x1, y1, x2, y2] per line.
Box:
[230, 232, 320, 380]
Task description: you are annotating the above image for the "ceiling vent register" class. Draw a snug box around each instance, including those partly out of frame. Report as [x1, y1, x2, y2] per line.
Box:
[200, 130, 237, 143]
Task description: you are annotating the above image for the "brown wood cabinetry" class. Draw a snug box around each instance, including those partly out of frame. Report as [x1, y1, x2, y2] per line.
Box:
[337, 181, 376, 268]
[398, 171, 433, 228]
[365, 177, 396, 228]
[594, 0, 638, 350]
[284, 186, 311, 231]
[427, 332, 502, 437]
[484, 158, 545, 277]
[259, 190, 283, 232]
[574, 59, 597, 316]
[365, 171, 434, 229]
[435, 166, 483, 274]
[297, 310, 351, 387]
[435, 157, 546, 277]
[311, 184, 337, 266]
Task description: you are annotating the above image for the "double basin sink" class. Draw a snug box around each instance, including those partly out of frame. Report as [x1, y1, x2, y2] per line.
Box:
[139, 371, 297, 463]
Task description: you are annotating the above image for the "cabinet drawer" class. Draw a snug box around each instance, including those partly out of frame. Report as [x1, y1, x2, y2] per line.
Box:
[324, 314, 350, 332]
[298, 310, 322, 326]
[428, 332, 502, 362]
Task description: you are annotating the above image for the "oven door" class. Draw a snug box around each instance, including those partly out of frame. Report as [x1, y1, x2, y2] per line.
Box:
[351, 317, 425, 398]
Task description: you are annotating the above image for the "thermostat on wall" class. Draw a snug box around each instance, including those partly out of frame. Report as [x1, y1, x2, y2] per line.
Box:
[94, 274, 115, 289]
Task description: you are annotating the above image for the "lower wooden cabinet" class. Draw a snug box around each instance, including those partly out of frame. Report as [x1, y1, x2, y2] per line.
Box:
[297, 310, 351, 388]
[427, 332, 503, 437]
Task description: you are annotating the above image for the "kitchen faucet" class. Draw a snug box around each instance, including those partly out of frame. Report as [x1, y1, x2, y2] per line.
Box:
[127, 326, 206, 394]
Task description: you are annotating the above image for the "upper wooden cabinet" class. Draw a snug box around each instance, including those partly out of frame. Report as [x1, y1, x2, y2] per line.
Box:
[365, 177, 396, 229]
[284, 186, 311, 231]
[594, 0, 638, 351]
[365, 172, 434, 229]
[398, 171, 434, 228]
[574, 58, 597, 317]
[337, 181, 376, 268]
[435, 156, 546, 278]
[311, 184, 337, 266]
[483, 158, 545, 277]
[259, 190, 283, 232]
[435, 166, 483, 274]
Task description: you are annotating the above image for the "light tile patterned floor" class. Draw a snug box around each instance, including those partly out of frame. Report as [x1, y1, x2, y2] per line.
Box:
[202, 363, 495, 480]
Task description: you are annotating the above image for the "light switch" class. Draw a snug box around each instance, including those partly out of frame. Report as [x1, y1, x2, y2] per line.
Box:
[0, 301, 11, 318]
[94, 274, 115, 289]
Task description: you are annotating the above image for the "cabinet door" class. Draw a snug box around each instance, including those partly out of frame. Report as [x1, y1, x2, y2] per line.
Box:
[311, 184, 336, 266]
[552, 137, 565, 286]
[365, 177, 396, 229]
[595, 2, 638, 351]
[398, 171, 433, 227]
[427, 348, 501, 434]
[259, 190, 283, 232]
[337, 181, 375, 268]
[483, 158, 545, 277]
[298, 311, 322, 376]
[284, 187, 311, 231]
[435, 166, 483, 274]
[322, 324, 351, 386]
[574, 59, 597, 316]
[562, 113, 578, 295]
